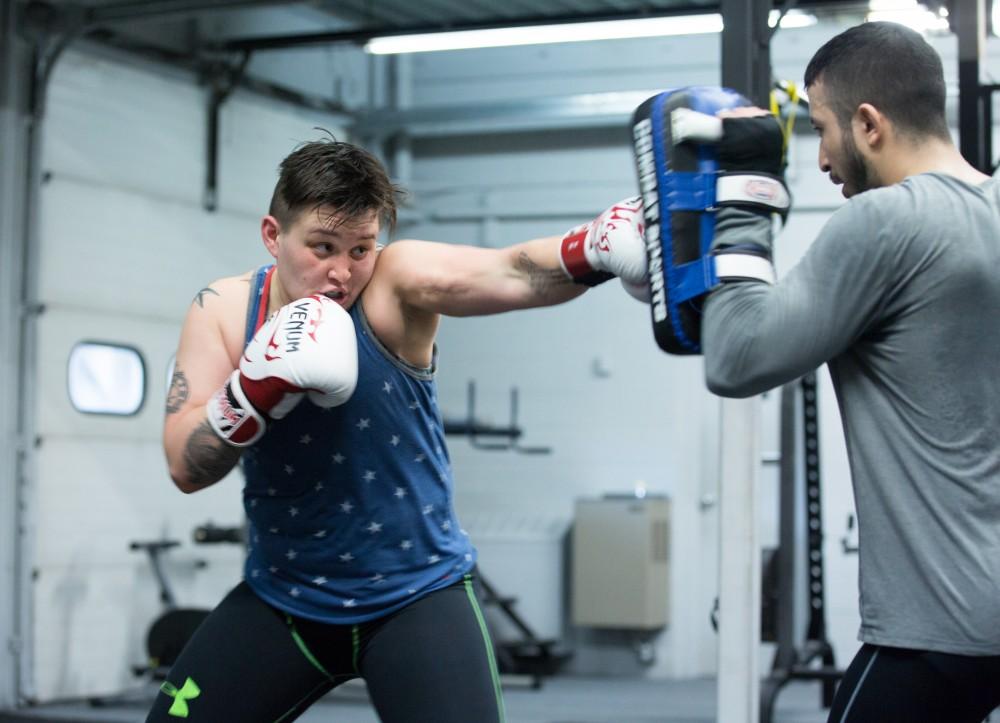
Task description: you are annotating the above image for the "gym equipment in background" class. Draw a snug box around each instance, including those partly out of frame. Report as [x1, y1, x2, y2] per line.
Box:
[130, 523, 244, 678]
[443, 380, 551, 454]
[759, 373, 842, 723]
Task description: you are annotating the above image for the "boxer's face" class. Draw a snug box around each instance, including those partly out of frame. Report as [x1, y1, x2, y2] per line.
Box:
[809, 80, 880, 198]
[263, 205, 379, 309]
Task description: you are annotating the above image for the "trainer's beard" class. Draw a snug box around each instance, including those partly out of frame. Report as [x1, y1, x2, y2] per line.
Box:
[841, 128, 881, 196]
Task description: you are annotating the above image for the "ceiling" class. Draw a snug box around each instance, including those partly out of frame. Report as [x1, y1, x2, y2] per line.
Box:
[16, 0, 932, 114]
[28, 0, 880, 54]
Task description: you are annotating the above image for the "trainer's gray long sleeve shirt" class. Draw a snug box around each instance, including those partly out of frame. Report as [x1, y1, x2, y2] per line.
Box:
[703, 172, 1000, 655]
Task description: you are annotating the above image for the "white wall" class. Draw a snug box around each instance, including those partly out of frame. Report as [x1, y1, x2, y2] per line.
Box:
[22, 46, 348, 702]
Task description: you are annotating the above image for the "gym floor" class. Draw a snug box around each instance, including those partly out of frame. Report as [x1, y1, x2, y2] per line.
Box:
[0, 676, 832, 723]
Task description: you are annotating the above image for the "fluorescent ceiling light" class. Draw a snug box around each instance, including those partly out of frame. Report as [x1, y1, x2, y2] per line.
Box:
[769, 9, 819, 28]
[365, 14, 724, 54]
[867, 0, 950, 33]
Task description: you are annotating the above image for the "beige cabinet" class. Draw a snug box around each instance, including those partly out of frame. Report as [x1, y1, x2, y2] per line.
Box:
[571, 497, 671, 630]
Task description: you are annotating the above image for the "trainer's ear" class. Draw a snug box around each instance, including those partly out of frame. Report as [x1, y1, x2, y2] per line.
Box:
[261, 215, 281, 257]
[854, 103, 887, 150]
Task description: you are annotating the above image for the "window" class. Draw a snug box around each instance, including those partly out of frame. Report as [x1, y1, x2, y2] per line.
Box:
[68, 342, 146, 416]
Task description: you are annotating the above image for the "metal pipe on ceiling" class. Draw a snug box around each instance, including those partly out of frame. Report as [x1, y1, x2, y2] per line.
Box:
[84, 0, 303, 24]
[207, 0, 873, 54]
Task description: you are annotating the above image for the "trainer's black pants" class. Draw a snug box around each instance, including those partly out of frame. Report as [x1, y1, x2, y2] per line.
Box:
[828, 643, 1000, 723]
[145, 576, 505, 723]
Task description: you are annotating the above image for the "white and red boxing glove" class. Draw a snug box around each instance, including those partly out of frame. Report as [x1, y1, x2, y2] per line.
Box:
[558, 197, 649, 300]
[207, 295, 358, 447]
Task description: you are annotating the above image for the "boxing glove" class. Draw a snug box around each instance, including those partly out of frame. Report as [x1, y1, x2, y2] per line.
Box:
[711, 112, 789, 262]
[559, 197, 648, 290]
[207, 295, 358, 447]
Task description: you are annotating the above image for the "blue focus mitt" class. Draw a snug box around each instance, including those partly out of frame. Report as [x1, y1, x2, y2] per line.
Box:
[631, 86, 789, 355]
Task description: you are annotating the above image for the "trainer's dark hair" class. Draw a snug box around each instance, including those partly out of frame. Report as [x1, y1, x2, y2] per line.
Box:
[269, 133, 402, 231]
[804, 22, 949, 140]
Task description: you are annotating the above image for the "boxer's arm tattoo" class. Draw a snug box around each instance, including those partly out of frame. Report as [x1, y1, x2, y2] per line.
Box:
[192, 286, 220, 307]
[165, 366, 189, 414]
[183, 420, 242, 487]
[516, 251, 573, 295]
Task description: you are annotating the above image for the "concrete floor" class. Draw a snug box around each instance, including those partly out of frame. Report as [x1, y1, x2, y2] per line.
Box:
[0, 675, 834, 723]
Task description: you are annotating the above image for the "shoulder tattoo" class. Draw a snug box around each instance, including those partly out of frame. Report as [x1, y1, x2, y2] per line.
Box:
[193, 286, 220, 308]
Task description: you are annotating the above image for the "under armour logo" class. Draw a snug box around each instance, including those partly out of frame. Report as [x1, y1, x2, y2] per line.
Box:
[161, 676, 201, 718]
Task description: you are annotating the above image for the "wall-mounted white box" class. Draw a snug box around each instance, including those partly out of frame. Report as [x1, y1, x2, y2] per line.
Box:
[571, 496, 670, 630]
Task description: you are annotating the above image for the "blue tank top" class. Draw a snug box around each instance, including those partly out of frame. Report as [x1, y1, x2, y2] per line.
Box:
[240, 265, 476, 623]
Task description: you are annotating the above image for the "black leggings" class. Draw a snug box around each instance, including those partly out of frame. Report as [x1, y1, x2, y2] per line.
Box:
[145, 577, 505, 723]
[827, 643, 1000, 723]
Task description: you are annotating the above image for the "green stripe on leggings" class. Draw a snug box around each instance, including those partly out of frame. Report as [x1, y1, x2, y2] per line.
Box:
[352, 625, 361, 673]
[464, 576, 507, 723]
[285, 614, 334, 681]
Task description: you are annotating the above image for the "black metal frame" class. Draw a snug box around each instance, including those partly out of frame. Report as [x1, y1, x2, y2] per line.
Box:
[475, 571, 572, 690]
[953, 0, 995, 173]
[760, 374, 841, 723]
[442, 380, 552, 455]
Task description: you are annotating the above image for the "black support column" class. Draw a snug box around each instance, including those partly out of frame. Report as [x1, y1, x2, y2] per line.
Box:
[954, 0, 990, 172]
[721, 0, 772, 105]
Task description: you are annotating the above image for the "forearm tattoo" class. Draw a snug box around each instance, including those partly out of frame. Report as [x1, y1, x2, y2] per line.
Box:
[183, 420, 242, 487]
[165, 366, 189, 415]
[516, 251, 573, 296]
[192, 286, 220, 308]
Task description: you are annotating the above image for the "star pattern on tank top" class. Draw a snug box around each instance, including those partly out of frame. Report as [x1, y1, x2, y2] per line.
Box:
[242, 334, 475, 618]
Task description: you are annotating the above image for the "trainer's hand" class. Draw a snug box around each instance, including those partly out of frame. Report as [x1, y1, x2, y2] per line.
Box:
[715, 109, 786, 179]
[207, 295, 358, 447]
[559, 197, 649, 298]
[704, 108, 790, 265]
[716, 106, 770, 119]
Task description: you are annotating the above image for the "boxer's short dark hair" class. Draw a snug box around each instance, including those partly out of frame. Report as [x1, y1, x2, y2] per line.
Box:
[269, 133, 402, 231]
[804, 21, 949, 141]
